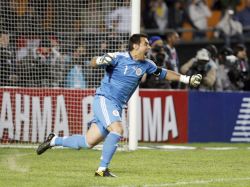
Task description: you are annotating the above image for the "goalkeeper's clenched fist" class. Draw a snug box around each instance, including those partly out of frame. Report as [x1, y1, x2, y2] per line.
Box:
[96, 53, 116, 66]
[189, 74, 202, 87]
[179, 73, 202, 87]
[90, 53, 116, 68]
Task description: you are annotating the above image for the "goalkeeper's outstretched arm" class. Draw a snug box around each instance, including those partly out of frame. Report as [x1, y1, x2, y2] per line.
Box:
[166, 69, 202, 88]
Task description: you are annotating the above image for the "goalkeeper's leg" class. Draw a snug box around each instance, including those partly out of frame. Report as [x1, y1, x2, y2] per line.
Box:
[37, 123, 107, 155]
[91, 96, 123, 177]
[52, 124, 106, 149]
[95, 122, 123, 177]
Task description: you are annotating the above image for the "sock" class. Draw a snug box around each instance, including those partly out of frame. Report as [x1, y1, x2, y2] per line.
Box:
[97, 167, 106, 172]
[100, 132, 121, 168]
[50, 135, 57, 146]
[54, 135, 89, 149]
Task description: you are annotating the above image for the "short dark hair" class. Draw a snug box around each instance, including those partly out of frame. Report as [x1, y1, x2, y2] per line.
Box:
[128, 33, 148, 51]
[233, 44, 246, 55]
[205, 44, 218, 59]
[219, 46, 233, 56]
[166, 30, 177, 40]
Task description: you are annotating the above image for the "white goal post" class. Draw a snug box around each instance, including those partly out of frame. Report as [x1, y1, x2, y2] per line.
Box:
[128, 0, 141, 151]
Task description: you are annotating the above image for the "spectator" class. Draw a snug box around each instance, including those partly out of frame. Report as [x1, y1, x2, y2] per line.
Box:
[181, 48, 217, 90]
[105, 0, 131, 34]
[215, 47, 229, 91]
[232, 44, 250, 90]
[214, 9, 243, 47]
[215, 47, 234, 90]
[187, 0, 212, 39]
[215, 46, 247, 91]
[142, 0, 168, 35]
[164, 31, 180, 73]
[50, 37, 66, 87]
[81, 1, 104, 33]
[205, 44, 218, 63]
[140, 36, 171, 88]
[16, 37, 40, 62]
[16, 47, 36, 87]
[65, 45, 88, 89]
[33, 38, 64, 87]
[65, 65, 87, 89]
[235, 0, 250, 37]
[33, 39, 51, 87]
[1, 1, 18, 34]
[147, 35, 166, 64]
[167, 0, 186, 31]
[0, 30, 17, 86]
[164, 31, 181, 88]
[211, 0, 241, 14]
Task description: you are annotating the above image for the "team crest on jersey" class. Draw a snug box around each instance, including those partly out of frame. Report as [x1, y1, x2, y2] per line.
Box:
[136, 68, 142, 76]
[112, 110, 119, 116]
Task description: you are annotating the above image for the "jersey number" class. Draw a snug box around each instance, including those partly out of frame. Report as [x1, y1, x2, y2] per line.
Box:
[124, 65, 128, 75]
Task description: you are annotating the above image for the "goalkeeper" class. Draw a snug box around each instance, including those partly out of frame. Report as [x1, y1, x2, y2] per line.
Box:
[37, 33, 202, 177]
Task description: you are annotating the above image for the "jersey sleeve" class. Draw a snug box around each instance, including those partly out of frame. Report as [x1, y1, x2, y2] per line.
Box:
[145, 59, 167, 80]
[110, 52, 119, 66]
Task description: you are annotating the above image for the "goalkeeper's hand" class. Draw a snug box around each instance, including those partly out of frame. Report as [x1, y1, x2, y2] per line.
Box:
[189, 74, 202, 87]
[96, 53, 116, 66]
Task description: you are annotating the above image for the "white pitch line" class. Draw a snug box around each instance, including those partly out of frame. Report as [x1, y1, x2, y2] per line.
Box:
[0, 144, 38, 149]
[92, 177, 250, 187]
[0, 144, 247, 151]
[142, 177, 250, 187]
[203, 147, 238, 150]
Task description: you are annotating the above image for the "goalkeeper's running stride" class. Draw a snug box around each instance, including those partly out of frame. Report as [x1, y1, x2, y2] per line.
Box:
[37, 33, 202, 177]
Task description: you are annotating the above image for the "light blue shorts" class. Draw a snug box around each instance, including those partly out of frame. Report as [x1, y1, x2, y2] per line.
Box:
[88, 95, 122, 137]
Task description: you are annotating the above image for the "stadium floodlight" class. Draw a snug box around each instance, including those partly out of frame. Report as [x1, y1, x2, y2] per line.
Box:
[0, 0, 139, 150]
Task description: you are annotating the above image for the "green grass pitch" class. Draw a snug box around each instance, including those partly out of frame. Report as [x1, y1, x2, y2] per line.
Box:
[1, 143, 250, 187]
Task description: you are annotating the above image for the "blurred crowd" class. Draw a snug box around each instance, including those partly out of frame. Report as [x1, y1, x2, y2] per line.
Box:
[0, 30, 129, 88]
[142, 0, 250, 91]
[140, 32, 250, 91]
[0, 0, 250, 91]
[142, 0, 250, 44]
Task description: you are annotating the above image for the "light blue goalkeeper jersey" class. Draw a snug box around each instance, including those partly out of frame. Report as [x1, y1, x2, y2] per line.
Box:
[95, 52, 167, 107]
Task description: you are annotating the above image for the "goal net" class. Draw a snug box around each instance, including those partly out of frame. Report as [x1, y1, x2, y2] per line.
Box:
[0, 0, 131, 147]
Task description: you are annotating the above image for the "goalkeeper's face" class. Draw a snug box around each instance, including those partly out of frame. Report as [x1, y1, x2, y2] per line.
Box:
[138, 38, 151, 55]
